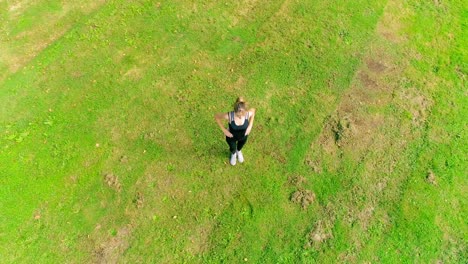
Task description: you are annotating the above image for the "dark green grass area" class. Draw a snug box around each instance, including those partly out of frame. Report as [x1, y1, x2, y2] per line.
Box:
[1, 0, 466, 262]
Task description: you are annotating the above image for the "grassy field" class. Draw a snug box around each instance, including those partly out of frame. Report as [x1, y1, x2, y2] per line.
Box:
[1, 0, 466, 263]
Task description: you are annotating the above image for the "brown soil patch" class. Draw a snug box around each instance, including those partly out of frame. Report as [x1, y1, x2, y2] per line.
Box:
[288, 175, 307, 186]
[33, 210, 41, 220]
[375, 179, 388, 192]
[271, 150, 287, 164]
[237, 0, 260, 18]
[0, 27, 68, 74]
[304, 0, 437, 256]
[319, 112, 384, 158]
[274, 0, 292, 18]
[119, 155, 128, 163]
[312, 46, 402, 185]
[330, 115, 355, 147]
[306, 220, 333, 246]
[366, 58, 387, 73]
[1, 1, 107, 82]
[376, 0, 408, 43]
[359, 71, 377, 88]
[290, 189, 316, 210]
[231, 0, 291, 26]
[397, 87, 432, 125]
[315, 50, 391, 161]
[304, 157, 323, 173]
[122, 67, 144, 81]
[104, 173, 122, 192]
[133, 192, 144, 208]
[93, 225, 132, 264]
[7, 1, 32, 19]
[426, 170, 437, 185]
[358, 206, 375, 231]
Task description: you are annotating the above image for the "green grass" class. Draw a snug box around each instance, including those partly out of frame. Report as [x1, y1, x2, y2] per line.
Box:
[1, 0, 466, 262]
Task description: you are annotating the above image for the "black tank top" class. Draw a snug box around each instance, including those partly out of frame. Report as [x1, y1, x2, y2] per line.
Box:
[228, 111, 249, 139]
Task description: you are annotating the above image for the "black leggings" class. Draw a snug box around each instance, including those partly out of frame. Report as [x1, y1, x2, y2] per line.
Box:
[226, 135, 248, 154]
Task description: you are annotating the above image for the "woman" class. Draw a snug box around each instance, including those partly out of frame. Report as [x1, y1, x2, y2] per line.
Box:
[214, 97, 256, 166]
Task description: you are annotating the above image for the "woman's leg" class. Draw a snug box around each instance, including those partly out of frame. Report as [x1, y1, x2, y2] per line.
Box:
[225, 136, 237, 154]
[236, 135, 249, 151]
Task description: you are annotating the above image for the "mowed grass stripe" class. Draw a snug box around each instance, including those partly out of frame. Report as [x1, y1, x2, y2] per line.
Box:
[0, 0, 108, 83]
[1, 0, 465, 262]
[300, 0, 467, 262]
[0, 1, 118, 260]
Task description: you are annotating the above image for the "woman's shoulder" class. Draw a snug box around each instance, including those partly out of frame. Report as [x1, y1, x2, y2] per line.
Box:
[214, 112, 230, 120]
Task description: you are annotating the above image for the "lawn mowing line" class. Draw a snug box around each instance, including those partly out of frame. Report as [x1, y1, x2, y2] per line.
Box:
[0, 1, 111, 87]
[285, 39, 388, 174]
[0, 0, 119, 252]
[297, 0, 458, 257]
[295, 0, 412, 254]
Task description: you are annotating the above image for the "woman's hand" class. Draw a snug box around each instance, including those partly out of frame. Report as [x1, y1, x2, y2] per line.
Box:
[224, 130, 234, 138]
[215, 113, 233, 138]
[245, 126, 252, 136]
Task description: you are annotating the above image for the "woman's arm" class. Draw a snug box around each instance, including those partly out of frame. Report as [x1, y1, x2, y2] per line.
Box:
[214, 112, 234, 138]
[245, 108, 256, 135]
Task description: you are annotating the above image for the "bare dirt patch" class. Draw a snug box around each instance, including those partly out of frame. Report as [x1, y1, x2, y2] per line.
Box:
[133, 192, 144, 208]
[1, 0, 107, 82]
[33, 210, 41, 220]
[0, 26, 68, 73]
[426, 170, 437, 185]
[93, 225, 132, 264]
[316, 48, 395, 157]
[231, 0, 291, 26]
[7, 0, 32, 19]
[119, 155, 128, 163]
[359, 71, 378, 88]
[304, 157, 323, 173]
[288, 174, 316, 209]
[306, 220, 333, 247]
[271, 150, 287, 164]
[376, 0, 408, 43]
[318, 112, 385, 159]
[329, 115, 355, 147]
[290, 189, 316, 210]
[303, 0, 438, 257]
[396, 87, 432, 125]
[357, 206, 375, 231]
[236, 0, 260, 18]
[288, 175, 307, 186]
[315, 49, 393, 161]
[366, 58, 387, 73]
[122, 67, 144, 81]
[104, 173, 122, 192]
[274, 0, 292, 18]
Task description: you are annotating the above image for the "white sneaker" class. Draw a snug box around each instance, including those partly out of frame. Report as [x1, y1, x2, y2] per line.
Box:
[230, 153, 237, 166]
[236, 150, 244, 163]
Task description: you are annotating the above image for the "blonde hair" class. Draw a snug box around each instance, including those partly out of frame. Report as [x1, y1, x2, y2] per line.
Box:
[233, 97, 247, 113]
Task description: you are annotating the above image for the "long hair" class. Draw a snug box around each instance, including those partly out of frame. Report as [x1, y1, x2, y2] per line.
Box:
[233, 97, 247, 113]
